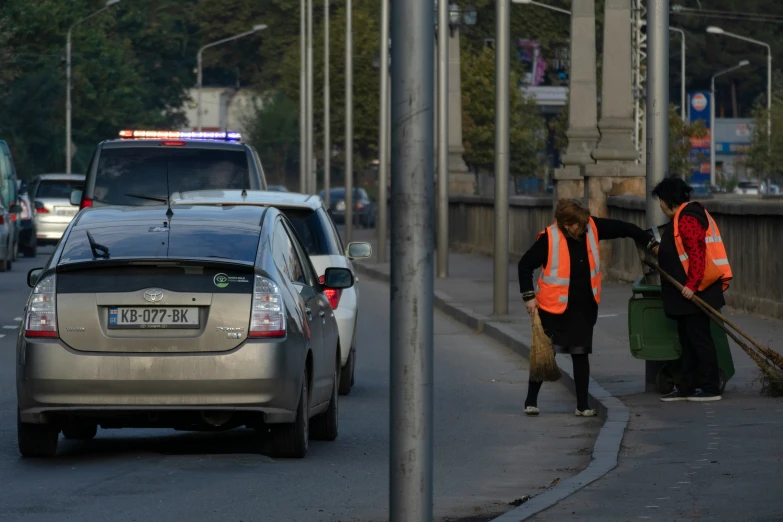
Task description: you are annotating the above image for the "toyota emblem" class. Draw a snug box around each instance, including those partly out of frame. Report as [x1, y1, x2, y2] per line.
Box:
[143, 289, 164, 303]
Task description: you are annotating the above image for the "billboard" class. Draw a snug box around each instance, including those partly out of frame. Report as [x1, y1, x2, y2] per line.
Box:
[688, 91, 711, 128]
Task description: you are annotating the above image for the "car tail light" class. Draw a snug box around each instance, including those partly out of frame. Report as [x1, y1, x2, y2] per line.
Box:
[249, 275, 286, 338]
[319, 275, 343, 310]
[80, 197, 93, 209]
[356, 202, 365, 211]
[25, 274, 58, 338]
[36, 205, 49, 214]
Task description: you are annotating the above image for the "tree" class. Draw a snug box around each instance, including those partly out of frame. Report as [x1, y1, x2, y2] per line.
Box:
[461, 46, 546, 178]
[668, 105, 707, 179]
[241, 91, 300, 186]
[745, 70, 783, 182]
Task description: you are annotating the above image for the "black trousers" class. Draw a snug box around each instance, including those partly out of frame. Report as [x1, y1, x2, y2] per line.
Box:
[525, 354, 590, 411]
[675, 312, 720, 395]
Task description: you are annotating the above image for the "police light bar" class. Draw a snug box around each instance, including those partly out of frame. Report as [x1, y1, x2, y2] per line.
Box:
[118, 130, 242, 142]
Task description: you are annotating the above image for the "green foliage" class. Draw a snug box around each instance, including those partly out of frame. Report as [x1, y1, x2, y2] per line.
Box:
[241, 90, 300, 186]
[668, 105, 707, 179]
[745, 71, 783, 181]
[461, 46, 546, 177]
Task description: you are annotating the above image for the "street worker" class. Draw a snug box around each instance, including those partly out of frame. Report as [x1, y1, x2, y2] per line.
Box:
[518, 198, 657, 417]
[652, 176, 732, 402]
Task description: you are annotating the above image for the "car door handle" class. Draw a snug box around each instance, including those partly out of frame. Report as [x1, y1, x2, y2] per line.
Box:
[319, 310, 326, 317]
[304, 306, 313, 320]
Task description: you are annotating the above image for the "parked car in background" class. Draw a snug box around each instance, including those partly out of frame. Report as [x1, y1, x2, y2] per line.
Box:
[690, 183, 712, 198]
[16, 179, 38, 257]
[29, 174, 85, 246]
[0, 140, 20, 261]
[319, 187, 377, 228]
[71, 130, 267, 209]
[17, 203, 353, 458]
[734, 180, 760, 195]
[170, 190, 373, 396]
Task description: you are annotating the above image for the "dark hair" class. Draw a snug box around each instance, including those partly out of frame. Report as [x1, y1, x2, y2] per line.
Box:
[652, 176, 693, 210]
[554, 198, 590, 236]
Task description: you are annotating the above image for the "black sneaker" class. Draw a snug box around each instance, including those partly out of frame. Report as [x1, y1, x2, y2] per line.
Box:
[686, 391, 722, 402]
[660, 390, 690, 402]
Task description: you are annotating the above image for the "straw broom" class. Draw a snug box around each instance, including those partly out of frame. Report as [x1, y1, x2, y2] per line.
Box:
[529, 308, 561, 382]
[643, 260, 783, 395]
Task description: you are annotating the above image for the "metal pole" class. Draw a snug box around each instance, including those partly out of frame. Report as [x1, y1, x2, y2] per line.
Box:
[377, 1, 390, 262]
[306, 0, 314, 194]
[645, 0, 668, 229]
[678, 31, 685, 121]
[436, 1, 449, 278]
[494, 0, 510, 316]
[66, 28, 73, 175]
[710, 77, 716, 188]
[300, 0, 307, 193]
[389, 0, 434, 516]
[324, 0, 331, 206]
[197, 50, 204, 132]
[767, 49, 772, 194]
[344, 0, 354, 243]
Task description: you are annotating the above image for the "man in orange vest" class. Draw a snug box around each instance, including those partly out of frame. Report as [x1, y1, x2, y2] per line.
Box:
[518, 199, 658, 416]
[652, 177, 732, 402]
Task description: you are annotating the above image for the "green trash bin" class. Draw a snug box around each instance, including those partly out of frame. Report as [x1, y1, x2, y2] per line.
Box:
[628, 275, 735, 394]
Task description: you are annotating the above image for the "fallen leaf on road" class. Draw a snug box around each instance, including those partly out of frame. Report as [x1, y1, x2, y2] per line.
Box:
[548, 478, 560, 488]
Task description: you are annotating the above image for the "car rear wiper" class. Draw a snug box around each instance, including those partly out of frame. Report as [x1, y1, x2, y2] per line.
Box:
[86, 230, 110, 259]
[124, 193, 168, 204]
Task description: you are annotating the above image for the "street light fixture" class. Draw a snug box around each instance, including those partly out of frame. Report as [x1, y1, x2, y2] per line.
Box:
[710, 60, 750, 187]
[196, 24, 267, 132]
[66, 0, 121, 174]
[706, 26, 772, 193]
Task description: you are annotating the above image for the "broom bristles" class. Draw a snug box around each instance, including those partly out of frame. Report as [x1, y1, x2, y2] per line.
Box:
[530, 309, 561, 382]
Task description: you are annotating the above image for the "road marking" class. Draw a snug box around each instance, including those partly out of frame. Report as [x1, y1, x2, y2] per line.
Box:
[13, 317, 22, 321]
[678, 481, 691, 484]
[657, 497, 670, 500]
[697, 459, 708, 461]
[2, 325, 18, 330]
[0, 334, 5, 339]
[645, 505, 660, 508]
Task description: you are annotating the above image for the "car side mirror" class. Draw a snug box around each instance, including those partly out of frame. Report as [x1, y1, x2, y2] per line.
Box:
[9, 204, 22, 214]
[323, 267, 354, 289]
[70, 189, 82, 206]
[347, 242, 372, 260]
[27, 268, 43, 288]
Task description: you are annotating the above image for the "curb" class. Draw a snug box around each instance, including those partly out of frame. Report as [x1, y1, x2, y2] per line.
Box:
[355, 263, 630, 521]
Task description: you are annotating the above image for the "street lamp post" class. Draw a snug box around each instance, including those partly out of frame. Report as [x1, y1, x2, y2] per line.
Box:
[377, 2, 391, 263]
[197, 24, 267, 132]
[324, 0, 331, 207]
[710, 60, 750, 187]
[670, 27, 686, 121]
[707, 26, 772, 192]
[495, 0, 510, 316]
[66, 0, 121, 174]
[436, 0, 449, 279]
[300, 0, 307, 193]
[345, 0, 354, 243]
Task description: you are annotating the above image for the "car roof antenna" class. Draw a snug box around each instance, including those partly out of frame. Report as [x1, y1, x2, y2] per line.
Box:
[164, 159, 174, 220]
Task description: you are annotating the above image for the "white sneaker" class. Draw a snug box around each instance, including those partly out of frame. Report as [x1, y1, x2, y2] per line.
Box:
[575, 408, 597, 417]
[524, 406, 540, 416]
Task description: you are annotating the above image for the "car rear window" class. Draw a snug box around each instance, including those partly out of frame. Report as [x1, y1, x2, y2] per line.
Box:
[282, 208, 342, 256]
[94, 148, 249, 206]
[35, 179, 85, 199]
[60, 225, 260, 264]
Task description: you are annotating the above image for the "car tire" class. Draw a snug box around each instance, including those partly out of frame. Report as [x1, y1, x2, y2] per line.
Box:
[312, 363, 339, 441]
[18, 410, 59, 458]
[338, 348, 355, 396]
[270, 368, 309, 458]
[62, 423, 97, 441]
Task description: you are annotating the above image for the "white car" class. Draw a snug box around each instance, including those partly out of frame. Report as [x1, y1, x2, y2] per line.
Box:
[170, 190, 372, 395]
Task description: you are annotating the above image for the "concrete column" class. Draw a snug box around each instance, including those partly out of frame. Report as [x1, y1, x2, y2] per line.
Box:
[447, 27, 475, 195]
[555, 0, 599, 201]
[591, 0, 638, 164]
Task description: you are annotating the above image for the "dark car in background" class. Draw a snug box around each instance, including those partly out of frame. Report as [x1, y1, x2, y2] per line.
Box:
[319, 187, 376, 228]
[71, 130, 268, 209]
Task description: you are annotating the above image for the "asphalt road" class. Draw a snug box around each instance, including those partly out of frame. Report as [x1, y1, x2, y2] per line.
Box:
[0, 248, 599, 522]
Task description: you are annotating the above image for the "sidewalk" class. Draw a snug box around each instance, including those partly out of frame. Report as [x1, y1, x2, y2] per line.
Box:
[352, 229, 783, 521]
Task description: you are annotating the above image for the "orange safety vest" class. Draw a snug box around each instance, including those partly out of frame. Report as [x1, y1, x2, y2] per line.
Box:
[535, 218, 601, 314]
[673, 203, 732, 292]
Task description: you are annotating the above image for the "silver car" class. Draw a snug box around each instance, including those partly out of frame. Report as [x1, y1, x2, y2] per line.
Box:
[29, 174, 85, 245]
[17, 204, 352, 458]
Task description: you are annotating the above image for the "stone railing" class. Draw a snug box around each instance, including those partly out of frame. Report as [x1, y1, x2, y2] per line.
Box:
[448, 194, 783, 319]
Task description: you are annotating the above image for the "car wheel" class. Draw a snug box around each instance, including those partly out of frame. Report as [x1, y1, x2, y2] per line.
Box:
[338, 348, 355, 396]
[270, 368, 309, 458]
[312, 363, 339, 441]
[62, 423, 97, 441]
[18, 409, 59, 458]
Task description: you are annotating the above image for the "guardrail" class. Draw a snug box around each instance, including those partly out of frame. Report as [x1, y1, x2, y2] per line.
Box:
[448, 194, 783, 319]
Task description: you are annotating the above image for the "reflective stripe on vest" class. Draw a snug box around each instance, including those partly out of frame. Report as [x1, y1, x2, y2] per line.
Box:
[541, 225, 571, 286]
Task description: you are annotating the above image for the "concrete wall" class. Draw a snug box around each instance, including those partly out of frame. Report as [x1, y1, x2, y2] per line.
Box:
[448, 195, 783, 319]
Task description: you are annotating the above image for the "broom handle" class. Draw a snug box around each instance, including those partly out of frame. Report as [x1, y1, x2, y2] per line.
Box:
[642, 260, 770, 352]
[642, 260, 777, 371]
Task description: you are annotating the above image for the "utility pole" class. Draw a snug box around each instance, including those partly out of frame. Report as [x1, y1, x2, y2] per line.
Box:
[494, 0, 510, 316]
[345, 0, 354, 243]
[389, 0, 434, 518]
[645, 0, 668, 229]
[324, 0, 331, 206]
[436, 0, 449, 278]
[300, 0, 307, 193]
[306, 0, 314, 193]
[377, 0, 390, 262]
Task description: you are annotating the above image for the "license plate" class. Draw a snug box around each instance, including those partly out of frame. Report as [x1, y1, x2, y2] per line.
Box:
[108, 307, 199, 329]
[55, 207, 76, 216]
